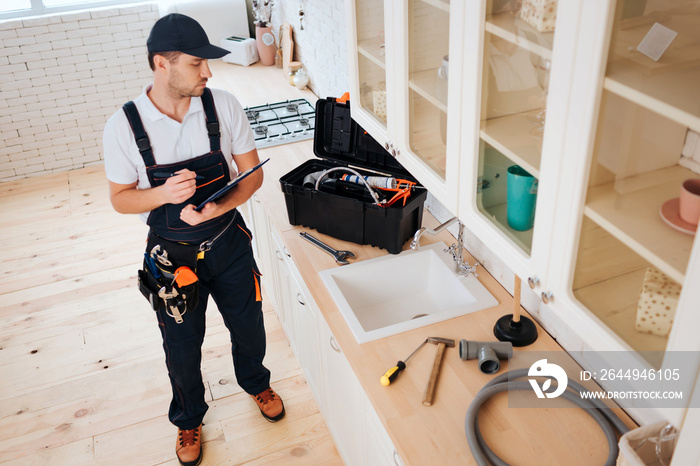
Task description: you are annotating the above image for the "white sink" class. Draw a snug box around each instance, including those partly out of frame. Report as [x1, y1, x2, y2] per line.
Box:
[320, 242, 499, 343]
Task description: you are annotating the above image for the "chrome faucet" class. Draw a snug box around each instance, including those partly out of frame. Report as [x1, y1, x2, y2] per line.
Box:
[410, 217, 478, 276]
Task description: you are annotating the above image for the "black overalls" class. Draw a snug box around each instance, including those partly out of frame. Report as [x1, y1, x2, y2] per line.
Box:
[123, 88, 269, 430]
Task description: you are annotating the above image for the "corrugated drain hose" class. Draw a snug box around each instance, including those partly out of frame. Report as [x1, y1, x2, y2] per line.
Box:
[465, 368, 630, 466]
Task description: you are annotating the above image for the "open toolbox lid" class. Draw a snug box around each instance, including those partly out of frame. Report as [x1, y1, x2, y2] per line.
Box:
[313, 95, 414, 178]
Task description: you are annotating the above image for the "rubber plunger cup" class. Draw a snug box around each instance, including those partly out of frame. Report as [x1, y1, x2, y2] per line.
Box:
[493, 276, 538, 347]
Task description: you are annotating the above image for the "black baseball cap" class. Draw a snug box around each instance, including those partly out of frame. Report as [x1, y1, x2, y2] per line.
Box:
[147, 13, 229, 59]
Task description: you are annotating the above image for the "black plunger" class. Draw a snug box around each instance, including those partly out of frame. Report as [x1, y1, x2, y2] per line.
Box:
[493, 276, 538, 346]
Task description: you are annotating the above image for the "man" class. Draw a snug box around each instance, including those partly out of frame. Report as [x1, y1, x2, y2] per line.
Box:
[103, 13, 283, 466]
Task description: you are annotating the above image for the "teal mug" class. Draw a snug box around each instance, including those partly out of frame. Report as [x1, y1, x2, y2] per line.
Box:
[507, 165, 538, 231]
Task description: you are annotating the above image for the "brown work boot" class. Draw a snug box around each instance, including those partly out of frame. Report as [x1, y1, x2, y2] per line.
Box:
[176, 424, 202, 466]
[251, 388, 285, 422]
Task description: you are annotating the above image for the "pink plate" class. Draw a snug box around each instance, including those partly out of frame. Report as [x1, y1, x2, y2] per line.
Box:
[660, 198, 697, 236]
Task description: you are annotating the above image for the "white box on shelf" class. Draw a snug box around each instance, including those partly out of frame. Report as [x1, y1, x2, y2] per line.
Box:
[220, 36, 259, 66]
[518, 0, 558, 33]
[372, 90, 386, 120]
[635, 267, 680, 337]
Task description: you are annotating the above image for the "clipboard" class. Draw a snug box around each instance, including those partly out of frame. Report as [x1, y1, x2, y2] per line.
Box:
[195, 158, 270, 211]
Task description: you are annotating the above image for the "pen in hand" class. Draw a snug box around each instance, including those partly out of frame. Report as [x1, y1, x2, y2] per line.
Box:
[154, 171, 205, 180]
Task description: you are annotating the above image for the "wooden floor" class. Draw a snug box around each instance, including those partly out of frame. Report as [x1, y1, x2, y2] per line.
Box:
[0, 165, 342, 465]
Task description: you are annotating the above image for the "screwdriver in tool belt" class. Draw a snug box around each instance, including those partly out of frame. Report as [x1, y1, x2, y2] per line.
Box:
[380, 339, 428, 386]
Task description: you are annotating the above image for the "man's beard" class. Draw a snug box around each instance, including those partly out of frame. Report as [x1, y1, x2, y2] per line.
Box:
[167, 70, 206, 98]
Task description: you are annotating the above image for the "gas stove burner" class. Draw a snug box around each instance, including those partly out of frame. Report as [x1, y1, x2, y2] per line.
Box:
[246, 98, 315, 148]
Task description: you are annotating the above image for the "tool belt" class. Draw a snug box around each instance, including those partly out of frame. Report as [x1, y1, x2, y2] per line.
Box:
[137, 232, 201, 324]
[136, 212, 237, 323]
[138, 211, 238, 324]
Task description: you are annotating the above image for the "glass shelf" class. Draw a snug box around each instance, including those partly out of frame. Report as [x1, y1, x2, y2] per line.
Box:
[573, 217, 673, 365]
[357, 54, 388, 125]
[419, 0, 449, 13]
[476, 5, 554, 258]
[354, 0, 387, 126]
[571, 0, 696, 364]
[358, 40, 386, 70]
[584, 165, 695, 284]
[407, 0, 450, 180]
[480, 110, 543, 178]
[485, 11, 554, 60]
[604, 6, 700, 132]
[603, 75, 700, 134]
[408, 68, 447, 113]
[409, 90, 447, 177]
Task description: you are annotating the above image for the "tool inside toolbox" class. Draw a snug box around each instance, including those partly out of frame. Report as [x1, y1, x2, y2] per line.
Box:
[314, 172, 382, 203]
[302, 169, 420, 206]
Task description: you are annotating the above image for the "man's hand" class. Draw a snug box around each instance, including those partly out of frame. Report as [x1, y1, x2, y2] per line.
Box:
[178, 148, 264, 226]
[180, 202, 221, 226]
[161, 169, 198, 205]
[109, 169, 198, 215]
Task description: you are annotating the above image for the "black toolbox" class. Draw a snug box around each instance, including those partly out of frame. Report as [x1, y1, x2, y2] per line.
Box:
[279, 97, 427, 254]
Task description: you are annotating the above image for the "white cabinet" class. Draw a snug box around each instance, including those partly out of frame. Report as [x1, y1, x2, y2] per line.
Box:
[458, 0, 700, 428]
[293, 285, 322, 399]
[316, 316, 366, 465]
[316, 314, 405, 466]
[457, 0, 584, 286]
[248, 193, 282, 312]
[246, 198, 403, 464]
[363, 393, 405, 466]
[345, 0, 466, 213]
[271, 228, 324, 399]
[270, 230, 295, 342]
[538, 0, 700, 427]
[345, 0, 565, 281]
[459, 0, 700, 428]
[345, 0, 700, 432]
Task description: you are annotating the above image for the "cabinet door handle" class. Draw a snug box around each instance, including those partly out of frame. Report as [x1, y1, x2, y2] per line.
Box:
[329, 336, 341, 353]
[275, 250, 284, 261]
[528, 276, 540, 289]
[541, 291, 554, 304]
[296, 292, 305, 306]
[253, 194, 261, 203]
[283, 246, 291, 258]
[393, 450, 402, 466]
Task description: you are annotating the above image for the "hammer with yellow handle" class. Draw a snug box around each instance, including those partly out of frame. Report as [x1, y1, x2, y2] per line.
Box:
[380, 338, 428, 386]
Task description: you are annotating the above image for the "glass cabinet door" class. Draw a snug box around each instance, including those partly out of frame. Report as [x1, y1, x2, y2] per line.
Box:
[476, 0, 557, 256]
[352, 0, 389, 129]
[405, 0, 452, 180]
[571, 0, 700, 367]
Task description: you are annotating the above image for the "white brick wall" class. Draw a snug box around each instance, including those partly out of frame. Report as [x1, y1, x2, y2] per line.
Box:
[0, 1, 346, 182]
[0, 3, 158, 182]
[270, 0, 348, 101]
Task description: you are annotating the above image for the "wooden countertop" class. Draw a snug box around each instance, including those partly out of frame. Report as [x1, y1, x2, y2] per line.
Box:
[208, 61, 636, 465]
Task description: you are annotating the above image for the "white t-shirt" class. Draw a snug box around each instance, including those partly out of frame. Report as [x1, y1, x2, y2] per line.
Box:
[103, 85, 256, 222]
